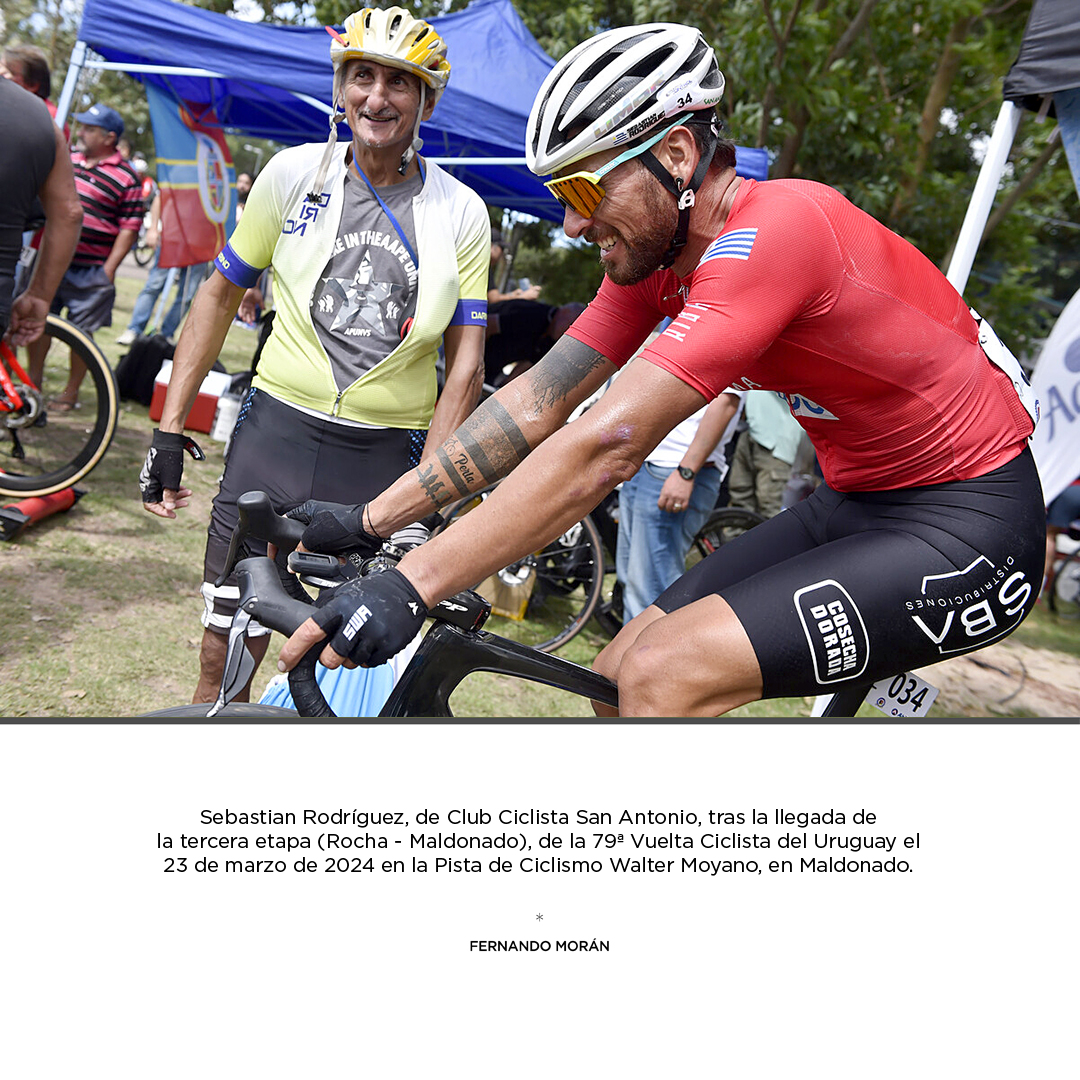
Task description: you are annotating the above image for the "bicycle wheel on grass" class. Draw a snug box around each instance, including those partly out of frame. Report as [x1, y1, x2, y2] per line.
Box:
[432, 483, 604, 652]
[0, 315, 119, 498]
[1048, 550, 1080, 618]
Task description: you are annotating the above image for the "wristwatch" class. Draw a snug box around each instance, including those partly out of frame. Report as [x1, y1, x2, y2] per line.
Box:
[677, 465, 696, 481]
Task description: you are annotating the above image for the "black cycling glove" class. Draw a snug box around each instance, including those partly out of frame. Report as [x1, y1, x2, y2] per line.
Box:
[311, 567, 428, 667]
[288, 499, 384, 558]
[140, 429, 205, 504]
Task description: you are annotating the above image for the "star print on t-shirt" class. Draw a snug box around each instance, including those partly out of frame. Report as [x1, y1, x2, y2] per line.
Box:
[317, 251, 407, 336]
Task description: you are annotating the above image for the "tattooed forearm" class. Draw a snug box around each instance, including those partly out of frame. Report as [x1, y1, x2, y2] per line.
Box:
[435, 447, 472, 498]
[417, 460, 455, 510]
[416, 398, 531, 511]
[528, 337, 608, 412]
[413, 337, 610, 513]
[484, 398, 532, 461]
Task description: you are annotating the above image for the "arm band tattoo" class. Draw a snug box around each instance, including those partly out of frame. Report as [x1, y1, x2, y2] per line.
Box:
[485, 398, 532, 461]
[414, 337, 609, 513]
[435, 447, 472, 499]
[528, 337, 608, 412]
[416, 399, 531, 512]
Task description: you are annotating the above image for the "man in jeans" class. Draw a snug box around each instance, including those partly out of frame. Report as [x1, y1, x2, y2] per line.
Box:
[116, 190, 209, 346]
[26, 101, 142, 409]
[617, 389, 744, 621]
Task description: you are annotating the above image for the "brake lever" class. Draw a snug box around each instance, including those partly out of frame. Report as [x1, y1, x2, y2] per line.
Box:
[217, 490, 306, 586]
[287, 549, 358, 590]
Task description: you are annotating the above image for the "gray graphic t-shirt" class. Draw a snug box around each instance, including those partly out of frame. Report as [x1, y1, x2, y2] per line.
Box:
[311, 168, 421, 393]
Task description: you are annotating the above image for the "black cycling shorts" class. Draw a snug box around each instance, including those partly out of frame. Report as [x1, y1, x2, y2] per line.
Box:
[655, 447, 1046, 699]
[202, 388, 425, 631]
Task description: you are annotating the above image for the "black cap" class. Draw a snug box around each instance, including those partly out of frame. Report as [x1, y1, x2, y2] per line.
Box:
[491, 226, 504, 245]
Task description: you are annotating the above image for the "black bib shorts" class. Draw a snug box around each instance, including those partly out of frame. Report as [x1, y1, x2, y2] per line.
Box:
[202, 388, 425, 632]
[655, 447, 1046, 700]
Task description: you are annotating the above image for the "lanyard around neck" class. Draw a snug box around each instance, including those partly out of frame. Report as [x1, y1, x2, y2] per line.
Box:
[349, 158, 422, 270]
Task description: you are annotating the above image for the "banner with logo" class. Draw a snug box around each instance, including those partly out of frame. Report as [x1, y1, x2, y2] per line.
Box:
[145, 82, 236, 268]
[1030, 287, 1080, 506]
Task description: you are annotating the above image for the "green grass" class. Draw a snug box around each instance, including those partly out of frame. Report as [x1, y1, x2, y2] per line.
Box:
[1008, 597, 1080, 658]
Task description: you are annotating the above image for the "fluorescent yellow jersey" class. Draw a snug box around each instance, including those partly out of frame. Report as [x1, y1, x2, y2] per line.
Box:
[215, 141, 489, 428]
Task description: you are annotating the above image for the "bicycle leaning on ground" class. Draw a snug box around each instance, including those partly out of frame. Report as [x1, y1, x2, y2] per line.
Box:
[142, 490, 892, 719]
[0, 314, 119, 498]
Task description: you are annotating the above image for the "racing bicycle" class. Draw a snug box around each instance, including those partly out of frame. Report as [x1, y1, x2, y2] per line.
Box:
[144, 490, 621, 718]
[142, 491, 877, 719]
[0, 314, 120, 498]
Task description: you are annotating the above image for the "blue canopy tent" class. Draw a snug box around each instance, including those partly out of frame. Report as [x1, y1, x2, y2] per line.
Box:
[58, 0, 768, 223]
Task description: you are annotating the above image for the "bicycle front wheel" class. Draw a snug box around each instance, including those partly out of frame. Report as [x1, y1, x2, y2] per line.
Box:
[433, 484, 605, 653]
[0, 315, 119, 498]
[1048, 550, 1080, 618]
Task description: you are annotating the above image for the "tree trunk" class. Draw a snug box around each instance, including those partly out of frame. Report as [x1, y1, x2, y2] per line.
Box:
[770, 0, 882, 177]
[888, 14, 976, 223]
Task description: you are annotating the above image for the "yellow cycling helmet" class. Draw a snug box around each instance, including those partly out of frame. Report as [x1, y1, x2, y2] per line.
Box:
[311, 7, 449, 195]
[330, 7, 451, 108]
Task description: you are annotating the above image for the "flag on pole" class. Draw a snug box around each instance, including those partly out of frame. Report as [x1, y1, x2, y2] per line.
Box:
[145, 82, 236, 268]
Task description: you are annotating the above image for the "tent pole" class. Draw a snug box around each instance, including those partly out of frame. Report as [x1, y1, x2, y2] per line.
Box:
[55, 40, 88, 135]
[945, 100, 1023, 297]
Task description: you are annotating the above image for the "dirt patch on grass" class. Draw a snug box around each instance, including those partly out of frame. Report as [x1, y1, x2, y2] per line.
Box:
[914, 639, 1080, 717]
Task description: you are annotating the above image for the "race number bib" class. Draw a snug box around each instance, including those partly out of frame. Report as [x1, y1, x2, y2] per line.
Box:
[970, 307, 1039, 430]
[866, 672, 939, 718]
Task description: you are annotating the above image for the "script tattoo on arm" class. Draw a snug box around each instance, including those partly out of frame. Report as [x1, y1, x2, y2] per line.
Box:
[415, 399, 530, 512]
[414, 338, 611, 513]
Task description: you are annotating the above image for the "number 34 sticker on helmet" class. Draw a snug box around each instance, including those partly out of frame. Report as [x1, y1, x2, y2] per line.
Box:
[526, 24, 724, 176]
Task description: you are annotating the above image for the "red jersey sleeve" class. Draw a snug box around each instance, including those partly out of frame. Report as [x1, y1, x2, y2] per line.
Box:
[564, 272, 675, 365]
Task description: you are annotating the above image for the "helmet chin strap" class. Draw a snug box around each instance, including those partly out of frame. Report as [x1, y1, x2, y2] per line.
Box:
[399, 83, 426, 176]
[307, 101, 346, 204]
[640, 123, 718, 269]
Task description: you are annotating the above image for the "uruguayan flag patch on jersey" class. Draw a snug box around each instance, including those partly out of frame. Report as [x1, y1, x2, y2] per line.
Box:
[700, 228, 758, 264]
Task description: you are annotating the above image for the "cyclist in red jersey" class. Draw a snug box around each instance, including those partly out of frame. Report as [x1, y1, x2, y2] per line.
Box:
[277, 22, 1045, 717]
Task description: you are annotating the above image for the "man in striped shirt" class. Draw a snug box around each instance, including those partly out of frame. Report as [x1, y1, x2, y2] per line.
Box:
[26, 101, 142, 410]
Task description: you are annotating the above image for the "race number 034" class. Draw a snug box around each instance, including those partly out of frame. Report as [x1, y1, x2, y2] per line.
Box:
[867, 672, 939, 717]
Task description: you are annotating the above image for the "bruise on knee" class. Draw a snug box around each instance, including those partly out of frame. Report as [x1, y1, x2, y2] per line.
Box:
[592, 606, 665, 685]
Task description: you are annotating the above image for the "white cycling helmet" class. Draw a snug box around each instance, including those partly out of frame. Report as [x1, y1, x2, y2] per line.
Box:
[527, 23, 724, 176]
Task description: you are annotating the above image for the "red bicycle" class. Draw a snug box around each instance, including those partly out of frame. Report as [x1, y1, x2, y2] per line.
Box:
[0, 314, 119, 498]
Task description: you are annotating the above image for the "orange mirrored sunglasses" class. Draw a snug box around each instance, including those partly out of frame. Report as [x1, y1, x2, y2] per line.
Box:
[543, 120, 681, 218]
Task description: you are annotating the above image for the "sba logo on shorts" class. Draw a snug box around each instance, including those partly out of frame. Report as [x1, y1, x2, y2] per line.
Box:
[794, 580, 869, 685]
[906, 554, 1032, 655]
